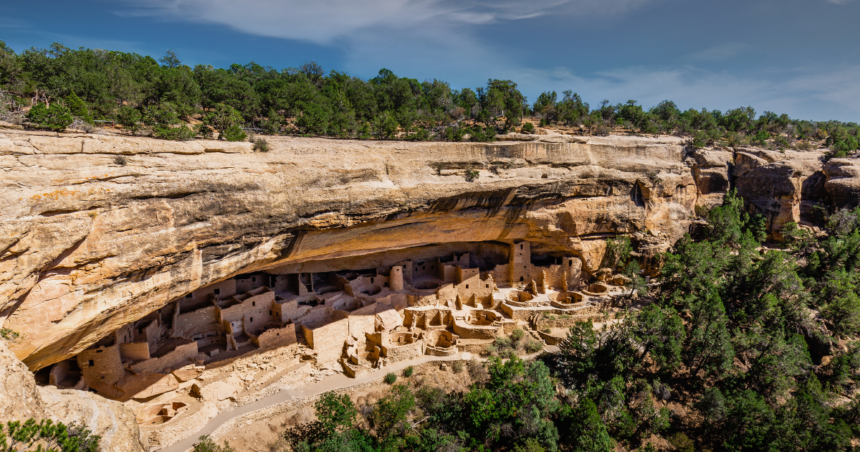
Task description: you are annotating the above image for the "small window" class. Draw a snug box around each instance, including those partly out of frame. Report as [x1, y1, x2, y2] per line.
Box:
[101, 376, 105, 380]
[88, 360, 94, 366]
[569, 260, 573, 267]
[370, 278, 374, 283]
[138, 328, 143, 335]
[252, 301, 256, 306]
[486, 284, 489, 288]
[520, 277, 524, 282]
[465, 285, 469, 289]
[520, 244, 523, 250]
[96, 349, 103, 353]
[277, 333, 280, 336]
[252, 277, 256, 282]
[250, 317, 254, 322]
[214, 289, 221, 295]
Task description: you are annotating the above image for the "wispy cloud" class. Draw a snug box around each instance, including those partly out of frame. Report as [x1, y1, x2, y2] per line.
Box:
[508, 64, 860, 121]
[117, 0, 655, 45]
[111, 0, 860, 122]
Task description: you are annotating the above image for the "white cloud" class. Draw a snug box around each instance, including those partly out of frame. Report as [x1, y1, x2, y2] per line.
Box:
[115, 0, 659, 87]
[508, 65, 860, 121]
[120, 0, 566, 44]
[119, 0, 654, 45]
[114, 0, 859, 121]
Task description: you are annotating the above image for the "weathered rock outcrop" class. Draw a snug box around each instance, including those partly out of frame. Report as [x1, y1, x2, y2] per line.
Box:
[38, 386, 144, 452]
[0, 131, 856, 371]
[0, 339, 46, 420]
[731, 149, 828, 239]
[824, 157, 860, 210]
[0, 340, 144, 452]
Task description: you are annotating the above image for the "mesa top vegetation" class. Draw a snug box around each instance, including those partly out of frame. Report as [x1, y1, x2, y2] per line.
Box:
[0, 42, 858, 156]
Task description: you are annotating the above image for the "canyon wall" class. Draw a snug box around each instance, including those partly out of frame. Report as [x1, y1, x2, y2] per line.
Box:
[0, 130, 856, 370]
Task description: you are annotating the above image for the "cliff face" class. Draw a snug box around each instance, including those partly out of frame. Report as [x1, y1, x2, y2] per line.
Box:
[0, 131, 854, 370]
[0, 340, 144, 451]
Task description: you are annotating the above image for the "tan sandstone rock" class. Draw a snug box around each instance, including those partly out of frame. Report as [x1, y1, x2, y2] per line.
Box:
[0, 131, 854, 371]
[38, 386, 145, 452]
[0, 340, 46, 420]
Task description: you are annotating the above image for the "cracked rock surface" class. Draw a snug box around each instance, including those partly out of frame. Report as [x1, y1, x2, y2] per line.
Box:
[0, 130, 854, 370]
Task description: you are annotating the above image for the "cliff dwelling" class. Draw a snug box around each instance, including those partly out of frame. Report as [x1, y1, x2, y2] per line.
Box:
[40, 240, 629, 407]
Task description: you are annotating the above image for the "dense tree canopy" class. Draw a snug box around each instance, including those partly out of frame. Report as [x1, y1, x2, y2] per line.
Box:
[0, 41, 858, 154]
[197, 195, 860, 452]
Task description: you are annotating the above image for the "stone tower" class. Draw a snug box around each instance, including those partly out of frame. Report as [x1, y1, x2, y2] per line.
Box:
[510, 241, 531, 284]
[389, 265, 404, 291]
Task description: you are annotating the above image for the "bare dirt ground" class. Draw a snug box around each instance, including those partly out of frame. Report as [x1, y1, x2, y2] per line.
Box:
[157, 351, 500, 452]
[218, 360, 480, 452]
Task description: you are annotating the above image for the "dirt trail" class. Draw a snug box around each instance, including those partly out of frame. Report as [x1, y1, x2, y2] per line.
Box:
[158, 352, 482, 452]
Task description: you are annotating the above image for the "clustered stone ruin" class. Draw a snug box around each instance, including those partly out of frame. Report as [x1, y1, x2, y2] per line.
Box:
[45, 240, 629, 406]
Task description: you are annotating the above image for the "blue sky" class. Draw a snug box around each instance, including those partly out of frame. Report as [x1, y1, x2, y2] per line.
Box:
[1, 0, 858, 121]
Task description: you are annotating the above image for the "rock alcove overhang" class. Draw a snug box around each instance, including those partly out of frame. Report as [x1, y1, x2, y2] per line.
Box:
[10, 132, 814, 370]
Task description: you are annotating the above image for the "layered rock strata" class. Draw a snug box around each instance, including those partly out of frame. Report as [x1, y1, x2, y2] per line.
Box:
[0, 131, 855, 371]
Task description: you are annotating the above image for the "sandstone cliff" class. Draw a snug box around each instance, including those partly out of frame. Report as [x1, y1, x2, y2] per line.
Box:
[0, 340, 144, 452]
[0, 130, 854, 371]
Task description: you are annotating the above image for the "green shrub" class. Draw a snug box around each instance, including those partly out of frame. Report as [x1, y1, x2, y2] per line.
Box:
[384, 372, 397, 384]
[0, 418, 100, 452]
[195, 123, 213, 139]
[252, 138, 268, 152]
[541, 328, 551, 334]
[26, 103, 73, 131]
[494, 336, 512, 350]
[403, 366, 414, 377]
[469, 124, 496, 142]
[668, 432, 695, 452]
[465, 169, 480, 182]
[521, 122, 535, 133]
[443, 125, 468, 141]
[153, 125, 195, 141]
[773, 134, 790, 150]
[116, 106, 142, 135]
[794, 140, 813, 151]
[261, 109, 282, 135]
[142, 103, 180, 127]
[204, 104, 244, 136]
[0, 327, 19, 340]
[511, 329, 525, 342]
[222, 125, 247, 142]
[113, 155, 128, 166]
[65, 93, 92, 124]
[452, 361, 464, 374]
[525, 340, 543, 354]
[192, 435, 234, 452]
[751, 130, 770, 146]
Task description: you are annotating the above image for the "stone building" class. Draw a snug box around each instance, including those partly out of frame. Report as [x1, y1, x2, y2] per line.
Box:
[60, 240, 622, 399]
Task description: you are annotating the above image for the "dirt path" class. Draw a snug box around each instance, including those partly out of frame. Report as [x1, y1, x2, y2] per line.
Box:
[158, 351, 486, 452]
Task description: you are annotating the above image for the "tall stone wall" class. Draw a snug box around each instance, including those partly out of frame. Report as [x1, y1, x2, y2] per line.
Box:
[119, 342, 150, 361]
[77, 344, 124, 387]
[302, 317, 349, 363]
[255, 324, 297, 349]
[128, 342, 198, 375]
[174, 306, 219, 339]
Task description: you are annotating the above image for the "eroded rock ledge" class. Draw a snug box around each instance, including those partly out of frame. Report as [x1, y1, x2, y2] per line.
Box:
[0, 131, 855, 370]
